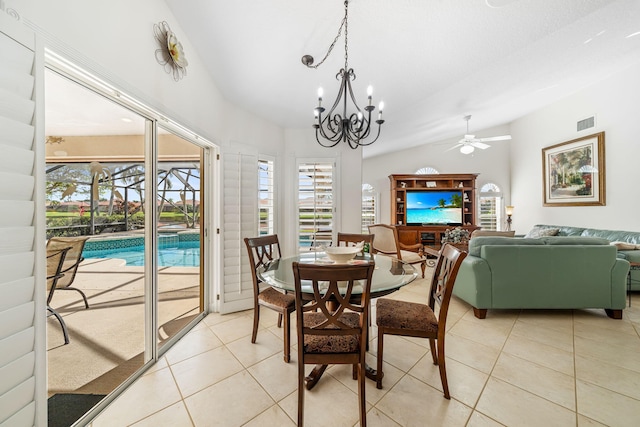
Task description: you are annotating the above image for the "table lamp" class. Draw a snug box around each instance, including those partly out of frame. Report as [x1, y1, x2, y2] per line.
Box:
[506, 205, 514, 231]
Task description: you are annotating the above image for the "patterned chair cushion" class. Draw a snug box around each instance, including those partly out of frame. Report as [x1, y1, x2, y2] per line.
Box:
[302, 312, 361, 353]
[258, 286, 295, 308]
[376, 299, 437, 332]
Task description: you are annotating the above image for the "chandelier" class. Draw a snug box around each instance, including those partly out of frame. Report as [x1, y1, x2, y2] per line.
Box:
[302, 0, 384, 149]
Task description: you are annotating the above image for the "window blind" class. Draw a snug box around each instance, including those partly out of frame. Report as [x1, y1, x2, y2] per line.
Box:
[0, 16, 39, 427]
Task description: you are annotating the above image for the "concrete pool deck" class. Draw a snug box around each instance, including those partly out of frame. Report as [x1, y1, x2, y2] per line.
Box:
[47, 257, 201, 397]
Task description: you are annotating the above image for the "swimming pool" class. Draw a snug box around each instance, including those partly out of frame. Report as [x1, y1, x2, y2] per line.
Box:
[82, 233, 201, 267]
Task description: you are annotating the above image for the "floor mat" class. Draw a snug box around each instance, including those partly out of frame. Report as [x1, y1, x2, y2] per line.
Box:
[48, 393, 105, 427]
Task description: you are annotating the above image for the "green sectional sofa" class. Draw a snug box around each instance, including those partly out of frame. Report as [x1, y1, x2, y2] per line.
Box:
[529, 224, 640, 290]
[453, 236, 630, 319]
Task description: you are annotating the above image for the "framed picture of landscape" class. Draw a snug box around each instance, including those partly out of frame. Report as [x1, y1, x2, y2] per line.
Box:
[542, 131, 605, 206]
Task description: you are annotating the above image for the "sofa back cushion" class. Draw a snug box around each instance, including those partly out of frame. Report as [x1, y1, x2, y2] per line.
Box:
[539, 236, 610, 245]
[581, 228, 640, 245]
[471, 230, 515, 239]
[469, 236, 543, 257]
[530, 224, 586, 236]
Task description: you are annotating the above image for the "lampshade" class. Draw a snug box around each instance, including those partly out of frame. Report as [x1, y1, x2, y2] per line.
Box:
[505, 205, 514, 216]
[460, 145, 474, 154]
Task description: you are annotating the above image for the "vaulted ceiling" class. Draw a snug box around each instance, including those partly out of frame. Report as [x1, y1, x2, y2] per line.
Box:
[164, 0, 640, 158]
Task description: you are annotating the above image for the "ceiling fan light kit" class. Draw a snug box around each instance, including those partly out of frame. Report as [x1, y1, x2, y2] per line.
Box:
[451, 115, 512, 155]
[460, 144, 475, 154]
[302, 0, 384, 149]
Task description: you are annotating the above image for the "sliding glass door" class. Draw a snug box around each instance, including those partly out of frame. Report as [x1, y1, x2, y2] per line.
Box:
[44, 66, 212, 424]
[156, 129, 204, 347]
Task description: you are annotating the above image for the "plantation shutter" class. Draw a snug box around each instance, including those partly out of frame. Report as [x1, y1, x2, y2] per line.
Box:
[0, 15, 42, 427]
[297, 162, 334, 252]
[220, 151, 258, 313]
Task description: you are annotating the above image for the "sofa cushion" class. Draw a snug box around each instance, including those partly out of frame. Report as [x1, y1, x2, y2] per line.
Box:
[540, 236, 611, 246]
[617, 250, 640, 262]
[525, 226, 559, 238]
[581, 228, 640, 245]
[530, 224, 586, 236]
[471, 230, 515, 238]
[469, 237, 543, 257]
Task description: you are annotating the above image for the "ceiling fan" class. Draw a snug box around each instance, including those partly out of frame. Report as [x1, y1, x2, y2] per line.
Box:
[449, 115, 512, 154]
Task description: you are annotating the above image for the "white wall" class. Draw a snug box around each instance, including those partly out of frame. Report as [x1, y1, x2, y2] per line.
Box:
[363, 123, 512, 225]
[18, 0, 284, 151]
[510, 60, 640, 233]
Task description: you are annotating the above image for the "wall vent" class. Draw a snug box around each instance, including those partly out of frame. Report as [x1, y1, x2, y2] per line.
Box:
[577, 116, 595, 131]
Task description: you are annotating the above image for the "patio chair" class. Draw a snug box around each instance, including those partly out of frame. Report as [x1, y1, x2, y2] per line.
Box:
[375, 243, 467, 398]
[46, 246, 72, 345]
[46, 236, 91, 308]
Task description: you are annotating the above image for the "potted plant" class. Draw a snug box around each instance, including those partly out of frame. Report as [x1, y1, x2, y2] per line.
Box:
[441, 227, 470, 250]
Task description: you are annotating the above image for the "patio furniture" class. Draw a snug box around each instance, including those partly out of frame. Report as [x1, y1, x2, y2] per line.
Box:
[292, 261, 375, 427]
[375, 243, 467, 398]
[46, 236, 91, 308]
[46, 246, 72, 345]
[244, 235, 296, 363]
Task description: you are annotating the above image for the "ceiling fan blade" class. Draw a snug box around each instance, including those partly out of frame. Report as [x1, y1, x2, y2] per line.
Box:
[470, 141, 491, 150]
[479, 135, 512, 142]
[445, 143, 463, 152]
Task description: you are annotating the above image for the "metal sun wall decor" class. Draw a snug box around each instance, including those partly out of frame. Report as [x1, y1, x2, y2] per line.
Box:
[154, 21, 189, 81]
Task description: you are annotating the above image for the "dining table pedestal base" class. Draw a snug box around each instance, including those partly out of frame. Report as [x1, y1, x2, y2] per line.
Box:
[304, 363, 382, 390]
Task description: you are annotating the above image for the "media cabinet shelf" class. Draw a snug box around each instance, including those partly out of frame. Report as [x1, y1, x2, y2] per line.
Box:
[389, 173, 479, 250]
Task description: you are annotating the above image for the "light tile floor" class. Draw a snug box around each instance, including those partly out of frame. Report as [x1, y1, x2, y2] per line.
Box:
[90, 277, 640, 426]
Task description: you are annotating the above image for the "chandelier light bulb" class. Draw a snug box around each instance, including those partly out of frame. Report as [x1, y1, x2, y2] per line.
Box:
[317, 87, 323, 100]
[379, 101, 384, 112]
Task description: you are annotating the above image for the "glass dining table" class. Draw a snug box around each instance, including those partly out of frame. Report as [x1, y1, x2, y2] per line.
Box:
[258, 252, 417, 297]
[258, 251, 418, 389]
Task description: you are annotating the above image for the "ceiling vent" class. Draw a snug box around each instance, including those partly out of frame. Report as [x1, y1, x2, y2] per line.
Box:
[577, 116, 595, 132]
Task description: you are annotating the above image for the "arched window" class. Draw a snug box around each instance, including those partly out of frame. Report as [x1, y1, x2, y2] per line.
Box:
[362, 183, 377, 233]
[479, 182, 504, 230]
[415, 167, 439, 174]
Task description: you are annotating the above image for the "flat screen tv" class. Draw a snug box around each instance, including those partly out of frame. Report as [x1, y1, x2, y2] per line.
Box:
[406, 190, 463, 225]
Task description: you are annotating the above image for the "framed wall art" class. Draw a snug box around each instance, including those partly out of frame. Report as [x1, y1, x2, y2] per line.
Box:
[542, 131, 605, 206]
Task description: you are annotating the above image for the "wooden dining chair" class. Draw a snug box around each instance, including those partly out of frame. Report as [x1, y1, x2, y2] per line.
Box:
[244, 235, 296, 363]
[368, 224, 427, 277]
[375, 243, 467, 398]
[292, 261, 375, 427]
[336, 232, 374, 253]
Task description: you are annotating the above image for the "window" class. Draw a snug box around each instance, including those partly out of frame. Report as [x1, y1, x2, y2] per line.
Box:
[479, 183, 503, 230]
[258, 158, 275, 235]
[362, 183, 376, 233]
[415, 166, 439, 174]
[298, 161, 334, 251]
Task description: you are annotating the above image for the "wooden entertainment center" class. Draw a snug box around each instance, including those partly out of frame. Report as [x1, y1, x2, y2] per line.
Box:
[389, 173, 480, 250]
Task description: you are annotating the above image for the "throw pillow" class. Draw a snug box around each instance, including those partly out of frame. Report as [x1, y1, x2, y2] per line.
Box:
[525, 227, 559, 238]
[610, 241, 639, 250]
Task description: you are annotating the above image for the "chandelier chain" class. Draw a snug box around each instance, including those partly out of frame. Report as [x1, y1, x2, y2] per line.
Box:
[306, 1, 349, 69]
[304, 0, 385, 149]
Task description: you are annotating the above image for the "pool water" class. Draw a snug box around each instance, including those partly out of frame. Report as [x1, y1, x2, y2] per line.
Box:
[83, 241, 200, 267]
